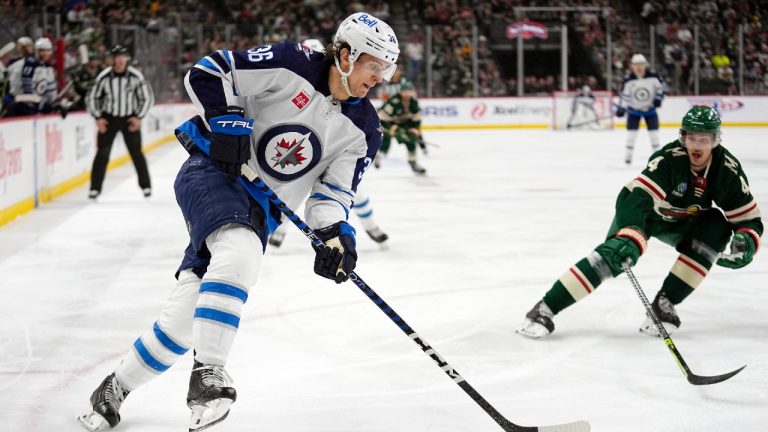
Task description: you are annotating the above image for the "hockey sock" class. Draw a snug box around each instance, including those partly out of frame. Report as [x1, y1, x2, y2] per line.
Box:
[625, 130, 639, 161]
[352, 195, 377, 231]
[649, 129, 660, 151]
[115, 269, 199, 390]
[660, 250, 713, 305]
[543, 251, 613, 314]
[193, 225, 262, 365]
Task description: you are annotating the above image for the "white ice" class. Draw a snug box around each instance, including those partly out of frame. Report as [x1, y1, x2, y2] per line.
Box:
[1, 127, 766, 432]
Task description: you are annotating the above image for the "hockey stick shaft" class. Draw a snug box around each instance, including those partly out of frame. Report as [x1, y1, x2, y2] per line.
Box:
[622, 262, 745, 385]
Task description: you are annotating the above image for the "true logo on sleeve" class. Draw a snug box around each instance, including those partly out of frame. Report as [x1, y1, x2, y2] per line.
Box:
[292, 91, 310, 110]
[256, 124, 322, 181]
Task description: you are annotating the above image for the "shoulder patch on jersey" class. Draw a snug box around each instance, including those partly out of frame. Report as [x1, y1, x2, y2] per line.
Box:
[291, 90, 311, 110]
[256, 124, 322, 181]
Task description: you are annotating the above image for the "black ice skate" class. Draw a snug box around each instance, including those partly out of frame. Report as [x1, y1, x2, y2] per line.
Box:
[365, 226, 389, 244]
[187, 361, 237, 431]
[517, 300, 555, 339]
[639, 291, 681, 337]
[77, 372, 130, 431]
[408, 160, 426, 175]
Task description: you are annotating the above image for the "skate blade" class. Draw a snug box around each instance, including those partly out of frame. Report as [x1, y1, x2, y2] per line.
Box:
[189, 398, 233, 431]
[638, 317, 678, 337]
[77, 410, 110, 431]
[516, 319, 551, 339]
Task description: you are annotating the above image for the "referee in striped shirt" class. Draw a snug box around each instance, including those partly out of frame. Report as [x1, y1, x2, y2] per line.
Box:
[86, 44, 154, 199]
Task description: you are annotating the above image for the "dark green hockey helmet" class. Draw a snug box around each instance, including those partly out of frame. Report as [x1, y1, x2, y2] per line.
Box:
[680, 105, 721, 146]
[399, 79, 415, 91]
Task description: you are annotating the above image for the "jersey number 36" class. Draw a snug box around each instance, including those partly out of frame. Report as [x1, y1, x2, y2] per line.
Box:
[247, 46, 274, 62]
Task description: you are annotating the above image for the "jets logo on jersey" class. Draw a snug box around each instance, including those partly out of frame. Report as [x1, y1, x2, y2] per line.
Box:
[632, 87, 651, 102]
[256, 124, 322, 181]
[271, 136, 308, 168]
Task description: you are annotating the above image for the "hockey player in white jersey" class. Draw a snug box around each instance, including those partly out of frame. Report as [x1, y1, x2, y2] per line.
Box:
[3, 37, 58, 117]
[78, 12, 398, 432]
[616, 54, 666, 164]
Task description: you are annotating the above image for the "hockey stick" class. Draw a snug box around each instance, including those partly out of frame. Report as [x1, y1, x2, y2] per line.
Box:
[184, 134, 590, 432]
[622, 262, 746, 385]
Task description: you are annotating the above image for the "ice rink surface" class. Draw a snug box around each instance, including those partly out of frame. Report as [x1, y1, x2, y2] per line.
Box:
[1, 127, 766, 432]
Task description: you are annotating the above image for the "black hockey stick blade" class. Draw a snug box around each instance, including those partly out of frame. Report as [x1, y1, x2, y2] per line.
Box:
[686, 364, 746, 385]
[624, 263, 747, 386]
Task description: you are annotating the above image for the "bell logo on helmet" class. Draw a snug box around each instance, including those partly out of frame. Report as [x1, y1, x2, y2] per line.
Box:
[357, 14, 378, 27]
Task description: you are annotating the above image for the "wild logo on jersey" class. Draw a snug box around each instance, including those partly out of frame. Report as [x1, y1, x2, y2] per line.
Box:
[256, 124, 322, 181]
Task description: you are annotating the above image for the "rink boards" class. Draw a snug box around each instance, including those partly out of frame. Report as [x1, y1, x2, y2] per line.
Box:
[0, 104, 197, 226]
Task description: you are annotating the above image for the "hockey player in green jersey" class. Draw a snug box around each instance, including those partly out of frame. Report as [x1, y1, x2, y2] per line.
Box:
[377, 79, 427, 174]
[519, 105, 762, 339]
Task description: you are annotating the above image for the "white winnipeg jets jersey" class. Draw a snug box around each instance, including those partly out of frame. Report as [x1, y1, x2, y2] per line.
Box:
[183, 42, 381, 231]
[619, 71, 666, 112]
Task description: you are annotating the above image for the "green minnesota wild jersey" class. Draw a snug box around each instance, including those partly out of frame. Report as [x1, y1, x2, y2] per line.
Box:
[616, 140, 763, 246]
[378, 94, 421, 130]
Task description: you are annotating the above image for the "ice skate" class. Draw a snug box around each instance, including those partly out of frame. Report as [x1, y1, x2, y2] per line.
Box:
[365, 226, 389, 244]
[77, 372, 129, 431]
[187, 361, 236, 431]
[373, 152, 382, 169]
[88, 190, 100, 200]
[639, 291, 681, 337]
[408, 160, 426, 175]
[142, 188, 152, 198]
[268, 229, 286, 248]
[517, 300, 555, 339]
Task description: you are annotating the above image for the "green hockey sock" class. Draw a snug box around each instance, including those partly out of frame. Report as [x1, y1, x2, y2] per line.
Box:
[543, 254, 609, 314]
[660, 251, 712, 304]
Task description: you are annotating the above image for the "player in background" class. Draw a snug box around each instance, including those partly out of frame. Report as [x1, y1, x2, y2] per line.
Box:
[566, 85, 600, 129]
[377, 79, 426, 174]
[77, 12, 398, 432]
[3, 37, 60, 118]
[518, 106, 762, 339]
[616, 54, 666, 165]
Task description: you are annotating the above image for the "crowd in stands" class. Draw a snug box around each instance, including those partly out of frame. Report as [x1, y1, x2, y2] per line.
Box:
[641, 0, 768, 94]
[2, 0, 768, 112]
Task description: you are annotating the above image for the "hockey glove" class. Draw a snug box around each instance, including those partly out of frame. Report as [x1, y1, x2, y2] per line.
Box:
[716, 231, 756, 269]
[596, 227, 647, 275]
[314, 221, 357, 283]
[615, 106, 626, 118]
[206, 106, 254, 177]
[653, 96, 663, 108]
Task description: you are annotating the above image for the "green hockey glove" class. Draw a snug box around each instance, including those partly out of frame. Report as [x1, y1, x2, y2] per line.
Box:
[596, 227, 647, 275]
[717, 231, 757, 269]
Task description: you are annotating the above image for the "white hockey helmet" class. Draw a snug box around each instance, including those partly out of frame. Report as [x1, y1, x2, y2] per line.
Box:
[302, 38, 326, 53]
[333, 12, 399, 82]
[631, 53, 647, 64]
[17, 36, 33, 47]
[35, 37, 53, 51]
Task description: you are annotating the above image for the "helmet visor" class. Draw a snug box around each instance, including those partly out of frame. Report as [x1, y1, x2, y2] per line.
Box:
[357, 54, 397, 81]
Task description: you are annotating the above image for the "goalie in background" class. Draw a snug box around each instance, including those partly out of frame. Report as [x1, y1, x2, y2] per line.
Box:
[566, 85, 600, 129]
[518, 106, 762, 340]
